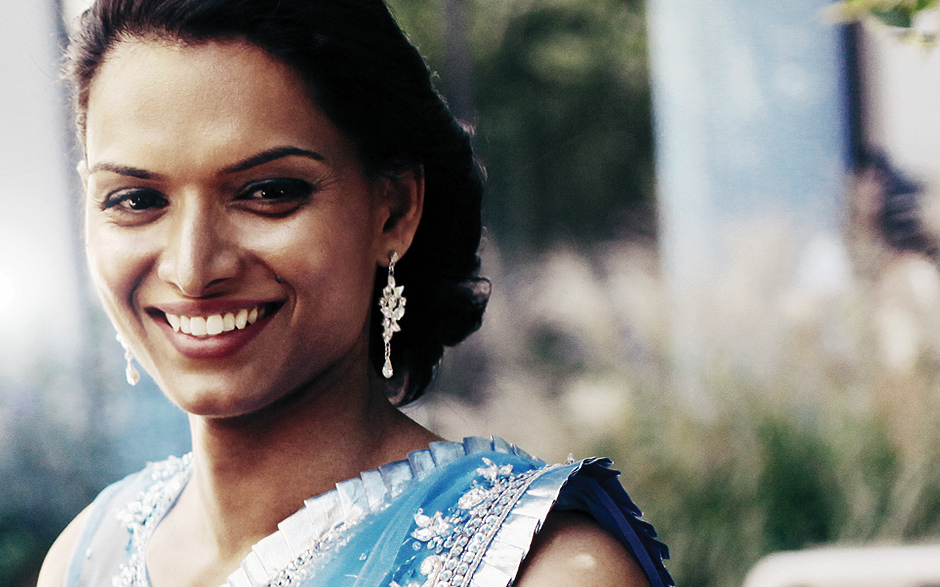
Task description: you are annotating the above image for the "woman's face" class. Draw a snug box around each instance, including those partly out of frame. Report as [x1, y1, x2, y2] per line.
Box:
[83, 39, 411, 417]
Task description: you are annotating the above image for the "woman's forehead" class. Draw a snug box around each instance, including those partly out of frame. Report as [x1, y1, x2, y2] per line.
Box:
[83, 38, 350, 174]
[89, 38, 305, 114]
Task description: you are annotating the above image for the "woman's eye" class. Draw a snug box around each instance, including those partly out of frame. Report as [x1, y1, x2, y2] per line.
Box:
[240, 178, 313, 200]
[236, 178, 314, 215]
[103, 188, 168, 212]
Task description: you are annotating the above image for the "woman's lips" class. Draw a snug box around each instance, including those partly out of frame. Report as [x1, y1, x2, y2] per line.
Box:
[147, 301, 283, 359]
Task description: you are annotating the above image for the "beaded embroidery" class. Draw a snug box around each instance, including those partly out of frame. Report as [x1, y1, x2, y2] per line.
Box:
[113, 454, 194, 587]
[262, 514, 370, 587]
[390, 458, 556, 587]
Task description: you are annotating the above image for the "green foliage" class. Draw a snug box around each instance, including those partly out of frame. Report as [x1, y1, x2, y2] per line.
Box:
[590, 371, 940, 587]
[387, 0, 655, 249]
[385, 0, 446, 65]
[475, 1, 653, 249]
[600, 403, 880, 586]
[832, 0, 940, 28]
[756, 418, 844, 551]
[0, 514, 51, 587]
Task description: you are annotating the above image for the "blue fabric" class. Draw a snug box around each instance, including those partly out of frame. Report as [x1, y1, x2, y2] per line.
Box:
[65, 475, 129, 586]
[66, 438, 672, 587]
[553, 459, 672, 587]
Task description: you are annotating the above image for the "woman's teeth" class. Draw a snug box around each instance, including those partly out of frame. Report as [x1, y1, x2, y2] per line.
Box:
[165, 306, 265, 337]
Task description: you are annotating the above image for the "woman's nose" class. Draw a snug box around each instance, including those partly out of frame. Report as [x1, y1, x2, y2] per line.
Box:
[156, 201, 239, 297]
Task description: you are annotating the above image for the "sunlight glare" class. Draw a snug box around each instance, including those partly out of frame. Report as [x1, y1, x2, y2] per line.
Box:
[0, 270, 13, 312]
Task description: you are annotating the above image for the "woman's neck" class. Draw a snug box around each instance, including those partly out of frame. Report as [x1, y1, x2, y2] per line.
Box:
[147, 361, 439, 586]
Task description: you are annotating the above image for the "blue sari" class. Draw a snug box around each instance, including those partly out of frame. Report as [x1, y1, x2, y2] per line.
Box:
[66, 437, 672, 587]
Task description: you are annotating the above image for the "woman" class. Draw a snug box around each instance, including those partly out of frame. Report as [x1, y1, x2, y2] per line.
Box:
[38, 1, 671, 586]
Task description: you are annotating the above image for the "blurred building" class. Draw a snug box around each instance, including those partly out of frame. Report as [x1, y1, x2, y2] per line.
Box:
[648, 0, 854, 402]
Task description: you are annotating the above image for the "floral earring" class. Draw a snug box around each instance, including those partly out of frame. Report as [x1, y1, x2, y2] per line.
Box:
[115, 332, 140, 386]
[378, 252, 406, 378]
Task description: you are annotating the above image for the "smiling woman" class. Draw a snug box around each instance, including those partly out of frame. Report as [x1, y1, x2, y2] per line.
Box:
[82, 39, 398, 417]
[37, 1, 672, 587]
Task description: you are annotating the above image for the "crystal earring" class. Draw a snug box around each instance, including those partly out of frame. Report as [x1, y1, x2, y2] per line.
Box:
[115, 332, 140, 386]
[378, 251, 406, 378]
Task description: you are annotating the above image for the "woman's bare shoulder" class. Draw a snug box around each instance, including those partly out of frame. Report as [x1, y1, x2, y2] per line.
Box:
[36, 505, 94, 587]
[514, 510, 651, 587]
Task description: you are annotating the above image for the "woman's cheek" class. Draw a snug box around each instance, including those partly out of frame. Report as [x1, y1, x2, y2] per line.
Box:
[86, 226, 146, 324]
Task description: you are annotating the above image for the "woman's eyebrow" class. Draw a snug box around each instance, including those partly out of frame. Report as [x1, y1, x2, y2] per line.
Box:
[86, 162, 155, 179]
[224, 146, 325, 173]
[86, 147, 326, 179]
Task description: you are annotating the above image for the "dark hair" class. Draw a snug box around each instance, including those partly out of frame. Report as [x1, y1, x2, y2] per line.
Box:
[65, 0, 489, 404]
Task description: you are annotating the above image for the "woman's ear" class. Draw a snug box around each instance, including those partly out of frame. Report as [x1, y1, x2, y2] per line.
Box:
[376, 165, 424, 260]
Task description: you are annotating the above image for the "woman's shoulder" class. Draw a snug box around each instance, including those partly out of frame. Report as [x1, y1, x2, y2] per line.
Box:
[37, 505, 94, 587]
[35, 455, 192, 587]
[515, 510, 651, 587]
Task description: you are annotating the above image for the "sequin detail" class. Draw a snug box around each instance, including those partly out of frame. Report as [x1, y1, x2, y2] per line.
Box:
[394, 458, 554, 587]
[262, 512, 374, 587]
[113, 454, 193, 587]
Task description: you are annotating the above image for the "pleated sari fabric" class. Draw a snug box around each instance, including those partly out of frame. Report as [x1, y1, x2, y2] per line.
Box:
[65, 437, 672, 587]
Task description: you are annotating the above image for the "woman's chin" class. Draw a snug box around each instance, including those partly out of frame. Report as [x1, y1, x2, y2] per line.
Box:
[157, 379, 275, 420]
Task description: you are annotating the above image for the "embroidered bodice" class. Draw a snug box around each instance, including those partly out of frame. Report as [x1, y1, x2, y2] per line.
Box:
[65, 437, 672, 587]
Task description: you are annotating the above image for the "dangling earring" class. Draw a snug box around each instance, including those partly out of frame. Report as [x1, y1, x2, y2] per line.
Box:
[115, 332, 140, 386]
[378, 251, 406, 378]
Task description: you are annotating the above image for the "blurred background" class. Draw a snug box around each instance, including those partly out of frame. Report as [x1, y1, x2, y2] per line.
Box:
[5, 0, 940, 585]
